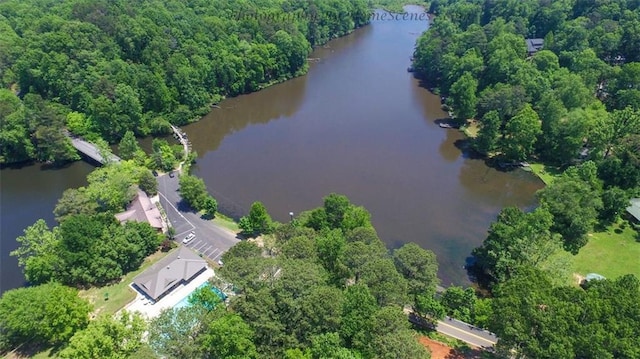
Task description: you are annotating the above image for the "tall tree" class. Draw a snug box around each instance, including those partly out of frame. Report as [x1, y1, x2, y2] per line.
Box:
[393, 243, 439, 299]
[239, 201, 273, 237]
[591, 107, 640, 159]
[472, 206, 563, 284]
[473, 110, 501, 154]
[53, 188, 97, 223]
[179, 174, 208, 210]
[118, 130, 142, 161]
[148, 306, 214, 359]
[58, 312, 146, 359]
[10, 219, 62, 285]
[0, 282, 91, 350]
[449, 71, 478, 120]
[501, 103, 542, 161]
[200, 313, 258, 359]
[537, 163, 603, 253]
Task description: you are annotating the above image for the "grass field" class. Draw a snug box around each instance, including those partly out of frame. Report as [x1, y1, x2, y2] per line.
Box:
[529, 163, 563, 185]
[79, 249, 172, 317]
[573, 222, 640, 280]
[213, 213, 240, 232]
[461, 120, 479, 138]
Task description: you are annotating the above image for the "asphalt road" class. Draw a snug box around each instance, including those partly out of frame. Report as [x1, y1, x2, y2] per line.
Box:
[157, 173, 240, 262]
[436, 317, 498, 348]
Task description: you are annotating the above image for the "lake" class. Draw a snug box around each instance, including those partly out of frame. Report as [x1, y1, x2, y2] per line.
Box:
[0, 8, 542, 293]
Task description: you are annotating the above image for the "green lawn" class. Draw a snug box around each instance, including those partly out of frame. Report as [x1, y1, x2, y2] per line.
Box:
[213, 213, 240, 232]
[529, 163, 563, 185]
[461, 120, 479, 138]
[573, 223, 640, 280]
[79, 249, 172, 317]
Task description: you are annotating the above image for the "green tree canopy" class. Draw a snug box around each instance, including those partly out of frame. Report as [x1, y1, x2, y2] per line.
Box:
[239, 201, 274, 237]
[58, 312, 146, 359]
[0, 282, 91, 350]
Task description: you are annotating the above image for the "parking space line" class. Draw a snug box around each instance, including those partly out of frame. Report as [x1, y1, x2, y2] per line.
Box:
[201, 247, 214, 256]
[194, 242, 208, 251]
[188, 240, 203, 248]
[212, 251, 223, 260]
[176, 229, 195, 238]
[205, 247, 219, 257]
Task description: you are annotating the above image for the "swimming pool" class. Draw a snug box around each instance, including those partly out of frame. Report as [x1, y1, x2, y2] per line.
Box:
[173, 282, 227, 310]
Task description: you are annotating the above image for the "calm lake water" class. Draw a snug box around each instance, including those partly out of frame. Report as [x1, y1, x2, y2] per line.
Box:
[186, 9, 543, 285]
[0, 8, 543, 293]
[0, 162, 93, 293]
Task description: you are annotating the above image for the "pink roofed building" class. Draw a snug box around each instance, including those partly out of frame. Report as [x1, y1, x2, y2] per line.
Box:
[115, 188, 163, 231]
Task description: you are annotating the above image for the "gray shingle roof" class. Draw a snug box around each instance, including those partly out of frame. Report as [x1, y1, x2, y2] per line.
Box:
[526, 38, 544, 54]
[627, 198, 640, 221]
[132, 247, 207, 301]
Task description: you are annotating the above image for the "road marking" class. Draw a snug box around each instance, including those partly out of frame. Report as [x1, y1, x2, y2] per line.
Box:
[158, 192, 194, 230]
[203, 247, 217, 256]
[194, 242, 208, 251]
[176, 229, 196, 238]
[206, 248, 219, 258]
[212, 251, 224, 260]
[437, 321, 497, 346]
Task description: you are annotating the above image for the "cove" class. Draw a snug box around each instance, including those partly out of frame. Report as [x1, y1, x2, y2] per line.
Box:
[0, 8, 542, 293]
[185, 9, 543, 285]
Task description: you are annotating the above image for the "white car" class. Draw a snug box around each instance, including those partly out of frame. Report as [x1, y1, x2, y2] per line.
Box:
[182, 232, 196, 244]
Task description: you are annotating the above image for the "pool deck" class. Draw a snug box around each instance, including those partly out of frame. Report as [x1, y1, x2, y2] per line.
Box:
[122, 267, 215, 319]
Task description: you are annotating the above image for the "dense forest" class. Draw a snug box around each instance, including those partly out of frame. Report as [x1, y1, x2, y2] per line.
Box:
[414, 0, 640, 171]
[1, 194, 441, 359]
[0, 0, 370, 164]
[2, 0, 640, 357]
[412, 1, 640, 358]
[151, 194, 438, 359]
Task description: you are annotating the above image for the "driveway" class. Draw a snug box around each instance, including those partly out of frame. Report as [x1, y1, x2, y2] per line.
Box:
[157, 173, 240, 262]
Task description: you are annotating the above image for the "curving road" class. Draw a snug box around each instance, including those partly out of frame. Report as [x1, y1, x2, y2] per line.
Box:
[157, 173, 240, 262]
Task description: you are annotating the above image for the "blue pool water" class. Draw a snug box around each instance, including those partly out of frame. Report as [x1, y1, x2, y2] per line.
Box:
[174, 282, 227, 310]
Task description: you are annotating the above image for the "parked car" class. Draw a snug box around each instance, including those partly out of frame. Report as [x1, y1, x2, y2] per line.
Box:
[152, 170, 158, 177]
[183, 232, 196, 244]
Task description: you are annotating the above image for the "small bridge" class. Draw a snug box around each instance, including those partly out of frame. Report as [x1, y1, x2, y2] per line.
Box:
[69, 136, 120, 165]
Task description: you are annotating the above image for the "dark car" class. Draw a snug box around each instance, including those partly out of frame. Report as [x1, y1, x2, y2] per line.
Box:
[152, 170, 158, 177]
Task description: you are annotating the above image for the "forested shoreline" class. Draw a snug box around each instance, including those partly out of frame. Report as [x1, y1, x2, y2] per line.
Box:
[2, 0, 640, 357]
[412, 1, 640, 357]
[0, 0, 370, 164]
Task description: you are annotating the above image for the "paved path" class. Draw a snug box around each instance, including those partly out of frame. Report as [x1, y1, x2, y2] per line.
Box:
[157, 173, 239, 262]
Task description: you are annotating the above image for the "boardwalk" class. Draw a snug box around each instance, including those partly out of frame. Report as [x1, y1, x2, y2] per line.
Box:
[170, 124, 190, 159]
[69, 136, 120, 165]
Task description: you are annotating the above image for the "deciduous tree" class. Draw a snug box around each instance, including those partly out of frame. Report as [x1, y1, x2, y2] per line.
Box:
[0, 282, 91, 350]
[58, 312, 146, 359]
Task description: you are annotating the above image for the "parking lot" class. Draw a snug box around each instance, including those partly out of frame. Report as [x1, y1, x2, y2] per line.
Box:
[182, 236, 223, 261]
[157, 173, 239, 264]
